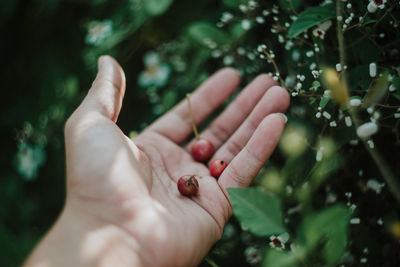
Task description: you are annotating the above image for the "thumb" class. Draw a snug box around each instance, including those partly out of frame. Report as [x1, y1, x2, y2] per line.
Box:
[82, 55, 126, 122]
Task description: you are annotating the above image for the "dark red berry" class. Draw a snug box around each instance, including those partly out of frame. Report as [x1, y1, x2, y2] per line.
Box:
[177, 175, 199, 196]
[191, 139, 214, 162]
[209, 159, 227, 179]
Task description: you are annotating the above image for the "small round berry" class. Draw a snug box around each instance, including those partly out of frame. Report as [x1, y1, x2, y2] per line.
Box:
[191, 139, 214, 162]
[209, 159, 227, 179]
[177, 175, 199, 196]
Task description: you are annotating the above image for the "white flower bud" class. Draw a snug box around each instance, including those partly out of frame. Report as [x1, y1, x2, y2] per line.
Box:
[349, 98, 362, 107]
[369, 62, 377, 77]
[367, 1, 378, 13]
[345, 116, 352, 127]
[356, 122, 378, 138]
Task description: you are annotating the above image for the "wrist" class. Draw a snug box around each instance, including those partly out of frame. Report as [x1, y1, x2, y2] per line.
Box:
[24, 199, 143, 267]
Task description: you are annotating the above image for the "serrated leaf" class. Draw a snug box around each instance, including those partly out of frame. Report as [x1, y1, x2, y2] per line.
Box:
[263, 249, 298, 267]
[228, 187, 286, 236]
[144, 0, 173, 16]
[363, 72, 389, 107]
[297, 205, 351, 265]
[288, 4, 335, 38]
[188, 22, 230, 47]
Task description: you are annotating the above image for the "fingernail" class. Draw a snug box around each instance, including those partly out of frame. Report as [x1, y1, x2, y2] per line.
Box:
[277, 113, 288, 123]
[98, 55, 111, 71]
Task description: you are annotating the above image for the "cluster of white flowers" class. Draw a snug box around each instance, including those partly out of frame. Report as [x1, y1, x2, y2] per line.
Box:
[85, 20, 113, 46]
[367, 0, 386, 13]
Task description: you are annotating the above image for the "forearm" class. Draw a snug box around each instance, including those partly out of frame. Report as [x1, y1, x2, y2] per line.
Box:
[24, 200, 143, 267]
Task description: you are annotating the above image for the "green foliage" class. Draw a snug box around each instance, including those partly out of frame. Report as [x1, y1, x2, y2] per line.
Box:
[188, 22, 230, 47]
[228, 187, 286, 236]
[263, 249, 298, 267]
[288, 4, 336, 38]
[144, 0, 174, 16]
[298, 205, 351, 265]
[362, 72, 389, 107]
[2, 0, 400, 266]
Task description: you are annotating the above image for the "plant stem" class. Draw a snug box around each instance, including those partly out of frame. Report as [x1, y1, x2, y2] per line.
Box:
[336, 0, 347, 84]
[186, 93, 199, 140]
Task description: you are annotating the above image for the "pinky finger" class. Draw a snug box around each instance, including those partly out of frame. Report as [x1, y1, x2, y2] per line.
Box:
[218, 113, 286, 190]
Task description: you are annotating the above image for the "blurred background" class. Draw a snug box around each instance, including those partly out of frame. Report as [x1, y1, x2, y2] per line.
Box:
[1, 0, 400, 266]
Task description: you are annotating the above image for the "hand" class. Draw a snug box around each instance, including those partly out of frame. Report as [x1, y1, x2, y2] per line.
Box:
[25, 56, 289, 267]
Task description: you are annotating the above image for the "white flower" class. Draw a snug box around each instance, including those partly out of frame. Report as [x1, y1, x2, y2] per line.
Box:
[269, 235, 286, 250]
[241, 19, 252, 30]
[15, 142, 46, 180]
[356, 122, 378, 138]
[366, 179, 385, 193]
[138, 51, 171, 88]
[312, 20, 332, 39]
[367, 1, 378, 13]
[350, 218, 361, 224]
[244, 246, 262, 265]
[85, 20, 113, 46]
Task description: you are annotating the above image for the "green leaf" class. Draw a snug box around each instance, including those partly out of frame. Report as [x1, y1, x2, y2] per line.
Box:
[263, 249, 298, 267]
[222, 0, 241, 8]
[311, 80, 321, 89]
[144, 0, 173, 16]
[298, 205, 351, 265]
[319, 96, 330, 108]
[188, 22, 230, 47]
[363, 72, 389, 107]
[162, 90, 177, 110]
[228, 187, 286, 236]
[288, 4, 335, 38]
[392, 76, 400, 92]
[278, 0, 303, 12]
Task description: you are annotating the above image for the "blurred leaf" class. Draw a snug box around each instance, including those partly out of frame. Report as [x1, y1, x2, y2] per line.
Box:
[319, 96, 330, 108]
[311, 154, 342, 187]
[223, 0, 241, 8]
[230, 22, 248, 40]
[288, 4, 335, 38]
[188, 22, 230, 47]
[348, 64, 370, 90]
[392, 76, 400, 92]
[263, 249, 298, 267]
[363, 72, 389, 107]
[298, 205, 351, 265]
[393, 93, 400, 100]
[162, 90, 177, 110]
[144, 0, 174, 16]
[363, 18, 376, 26]
[228, 187, 286, 236]
[278, 0, 303, 12]
[321, 68, 349, 106]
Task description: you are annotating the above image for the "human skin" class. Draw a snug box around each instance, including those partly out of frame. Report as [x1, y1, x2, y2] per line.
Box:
[24, 56, 289, 267]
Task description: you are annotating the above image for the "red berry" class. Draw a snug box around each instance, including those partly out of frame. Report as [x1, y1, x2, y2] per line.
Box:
[209, 159, 227, 179]
[191, 139, 214, 162]
[177, 175, 199, 196]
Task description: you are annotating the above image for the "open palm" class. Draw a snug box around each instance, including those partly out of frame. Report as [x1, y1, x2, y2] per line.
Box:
[64, 56, 289, 267]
